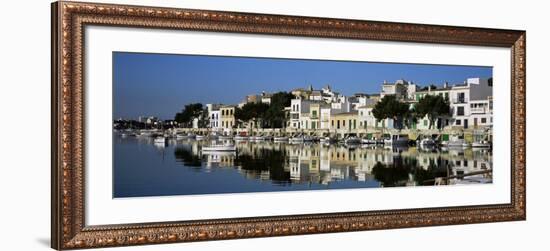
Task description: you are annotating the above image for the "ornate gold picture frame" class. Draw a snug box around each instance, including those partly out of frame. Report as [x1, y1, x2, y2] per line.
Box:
[51, 1, 526, 249]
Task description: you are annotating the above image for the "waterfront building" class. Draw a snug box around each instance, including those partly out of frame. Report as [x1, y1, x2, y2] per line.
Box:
[380, 79, 414, 100]
[357, 104, 377, 130]
[220, 105, 236, 132]
[289, 99, 305, 129]
[289, 98, 325, 129]
[206, 104, 222, 130]
[330, 111, 359, 137]
[320, 107, 332, 129]
[409, 78, 492, 130]
[449, 78, 492, 129]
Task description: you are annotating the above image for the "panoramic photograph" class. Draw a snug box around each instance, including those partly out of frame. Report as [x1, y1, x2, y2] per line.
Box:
[112, 52, 493, 198]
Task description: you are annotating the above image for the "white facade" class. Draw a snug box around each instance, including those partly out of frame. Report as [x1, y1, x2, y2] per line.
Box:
[206, 104, 222, 130]
[357, 106, 376, 129]
[320, 107, 332, 129]
[209, 110, 220, 130]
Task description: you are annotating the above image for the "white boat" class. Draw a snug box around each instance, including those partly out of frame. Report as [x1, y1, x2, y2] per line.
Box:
[442, 135, 469, 148]
[251, 135, 266, 141]
[195, 135, 205, 140]
[137, 131, 153, 138]
[290, 135, 314, 143]
[202, 144, 236, 152]
[472, 140, 491, 148]
[320, 137, 336, 143]
[121, 132, 136, 138]
[304, 136, 314, 142]
[175, 134, 187, 140]
[218, 135, 233, 140]
[361, 138, 376, 144]
[419, 137, 436, 147]
[153, 136, 166, 144]
[273, 136, 289, 142]
[344, 136, 361, 145]
[384, 134, 409, 146]
[289, 137, 303, 143]
[447, 139, 469, 148]
[234, 135, 249, 141]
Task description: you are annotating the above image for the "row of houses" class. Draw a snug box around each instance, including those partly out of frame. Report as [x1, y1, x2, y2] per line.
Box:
[205, 78, 493, 135]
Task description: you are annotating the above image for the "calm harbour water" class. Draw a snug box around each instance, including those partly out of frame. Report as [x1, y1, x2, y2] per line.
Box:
[113, 136, 492, 198]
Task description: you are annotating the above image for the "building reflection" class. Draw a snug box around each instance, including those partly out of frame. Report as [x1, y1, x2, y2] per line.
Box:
[173, 140, 492, 187]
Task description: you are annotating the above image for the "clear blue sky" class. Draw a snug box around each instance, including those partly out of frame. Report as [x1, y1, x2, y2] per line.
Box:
[113, 52, 492, 120]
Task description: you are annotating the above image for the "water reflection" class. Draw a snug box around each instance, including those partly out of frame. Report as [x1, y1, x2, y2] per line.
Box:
[173, 139, 492, 188]
[114, 136, 492, 197]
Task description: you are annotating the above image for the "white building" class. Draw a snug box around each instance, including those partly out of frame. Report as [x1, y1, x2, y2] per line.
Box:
[449, 78, 492, 129]
[206, 104, 222, 131]
[357, 104, 377, 129]
[380, 79, 413, 100]
[412, 77, 492, 130]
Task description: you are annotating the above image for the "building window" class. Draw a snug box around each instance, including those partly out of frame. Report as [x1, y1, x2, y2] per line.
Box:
[423, 120, 428, 126]
[337, 120, 340, 129]
[456, 120, 461, 125]
[457, 92, 465, 103]
[343, 120, 346, 127]
[481, 118, 487, 124]
[457, 106, 465, 116]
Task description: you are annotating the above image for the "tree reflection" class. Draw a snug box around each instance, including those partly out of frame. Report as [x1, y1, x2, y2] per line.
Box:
[372, 156, 450, 187]
[174, 147, 202, 167]
[235, 149, 291, 185]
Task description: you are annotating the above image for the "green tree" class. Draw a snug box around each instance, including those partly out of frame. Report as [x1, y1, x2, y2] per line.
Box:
[174, 103, 207, 128]
[264, 92, 294, 128]
[414, 95, 451, 129]
[235, 102, 269, 128]
[372, 95, 410, 129]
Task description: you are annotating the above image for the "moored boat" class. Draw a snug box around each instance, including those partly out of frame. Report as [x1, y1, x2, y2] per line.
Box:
[218, 135, 233, 140]
[320, 137, 337, 144]
[472, 140, 491, 148]
[234, 135, 249, 140]
[384, 134, 409, 146]
[443, 135, 470, 148]
[153, 136, 166, 144]
[251, 135, 266, 141]
[273, 136, 289, 142]
[344, 136, 361, 145]
[202, 144, 237, 152]
[418, 137, 436, 147]
[175, 134, 187, 140]
[360, 138, 376, 144]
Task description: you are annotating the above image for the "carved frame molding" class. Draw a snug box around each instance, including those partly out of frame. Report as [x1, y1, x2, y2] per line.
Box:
[51, 1, 526, 249]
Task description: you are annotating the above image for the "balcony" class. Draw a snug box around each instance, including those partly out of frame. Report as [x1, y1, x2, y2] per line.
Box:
[470, 107, 488, 114]
[452, 97, 468, 104]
